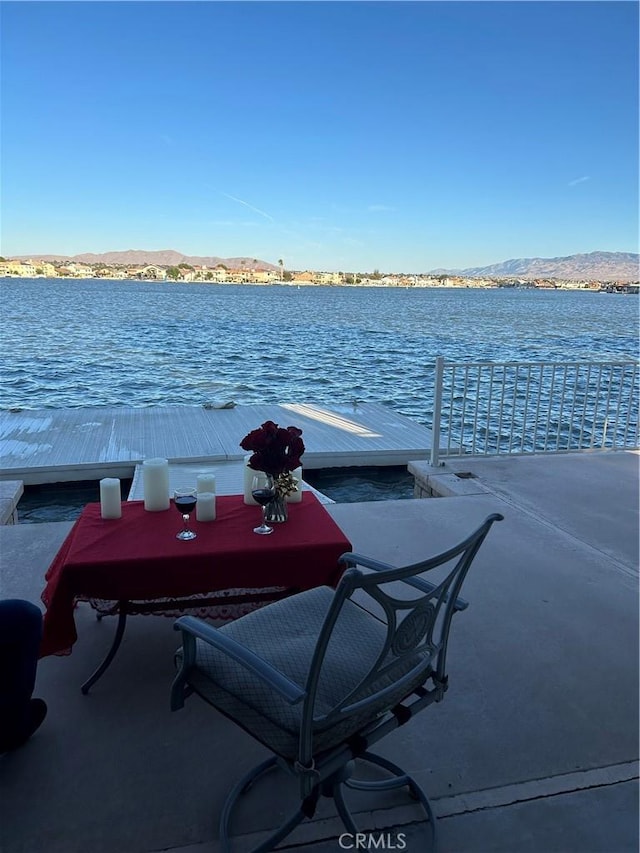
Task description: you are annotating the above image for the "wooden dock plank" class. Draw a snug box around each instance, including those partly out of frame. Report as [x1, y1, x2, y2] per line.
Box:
[0, 403, 435, 485]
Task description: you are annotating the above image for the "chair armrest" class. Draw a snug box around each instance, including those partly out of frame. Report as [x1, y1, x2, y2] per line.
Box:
[173, 616, 306, 705]
[339, 552, 468, 611]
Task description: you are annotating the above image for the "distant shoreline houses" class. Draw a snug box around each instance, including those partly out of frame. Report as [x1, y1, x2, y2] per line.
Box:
[0, 258, 637, 291]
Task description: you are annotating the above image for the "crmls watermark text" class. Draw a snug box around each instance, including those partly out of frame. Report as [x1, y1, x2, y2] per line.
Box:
[338, 833, 407, 850]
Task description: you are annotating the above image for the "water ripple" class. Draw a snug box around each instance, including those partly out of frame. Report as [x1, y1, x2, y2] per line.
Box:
[1, 279, 637, 425]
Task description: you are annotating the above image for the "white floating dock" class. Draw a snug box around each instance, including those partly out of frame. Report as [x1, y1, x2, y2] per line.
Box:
[0, 402, 437, 485]
[127, 460, 334, 504]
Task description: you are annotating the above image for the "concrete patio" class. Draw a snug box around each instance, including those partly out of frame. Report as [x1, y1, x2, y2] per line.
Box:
[0, 450, 638, 852]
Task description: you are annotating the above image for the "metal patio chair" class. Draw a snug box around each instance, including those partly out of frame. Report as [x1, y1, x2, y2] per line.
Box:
[171, 512, 503, 852]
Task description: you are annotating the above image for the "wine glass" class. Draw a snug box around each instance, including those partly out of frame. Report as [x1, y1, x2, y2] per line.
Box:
[251, 472, 275, 535]
[174, 488, 197, 540]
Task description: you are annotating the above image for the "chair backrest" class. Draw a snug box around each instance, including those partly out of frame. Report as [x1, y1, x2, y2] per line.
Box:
[298, 513, 503, 763]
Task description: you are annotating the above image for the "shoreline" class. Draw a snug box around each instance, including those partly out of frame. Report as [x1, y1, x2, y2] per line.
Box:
[1, 275, 635, 292]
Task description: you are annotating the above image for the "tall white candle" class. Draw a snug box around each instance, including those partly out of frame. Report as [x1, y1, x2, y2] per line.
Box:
[100, 478, 122, 519]
[243, 455, 258, 505]
[143, 458, 170, 511]
[286, 466, 303, 503]
[196, 492, 216, 521]
[197, 473, 216, 494]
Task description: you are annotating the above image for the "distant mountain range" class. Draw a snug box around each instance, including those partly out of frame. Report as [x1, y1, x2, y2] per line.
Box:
[12, 249, 279, 270]
[10, 248, 639, 281]
[430, 251, 639, 282]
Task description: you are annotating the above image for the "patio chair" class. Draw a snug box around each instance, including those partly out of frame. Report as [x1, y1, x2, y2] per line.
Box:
[171, 512, 503, 852]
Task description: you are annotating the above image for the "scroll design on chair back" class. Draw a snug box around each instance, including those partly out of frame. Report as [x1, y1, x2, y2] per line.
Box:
[391, 600, 435, 656]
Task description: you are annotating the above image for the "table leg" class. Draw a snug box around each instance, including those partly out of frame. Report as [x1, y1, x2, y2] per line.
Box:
[81, 606, 127, 695]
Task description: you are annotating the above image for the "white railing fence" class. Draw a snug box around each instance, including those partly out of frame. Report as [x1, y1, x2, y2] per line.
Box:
[430, 357, 640, 466]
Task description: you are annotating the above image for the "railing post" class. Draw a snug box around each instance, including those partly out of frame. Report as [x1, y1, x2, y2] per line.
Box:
[431, 356, 444, 467]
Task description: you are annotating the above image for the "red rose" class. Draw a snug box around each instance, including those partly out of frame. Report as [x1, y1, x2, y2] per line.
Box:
[240, 421, 305, 476]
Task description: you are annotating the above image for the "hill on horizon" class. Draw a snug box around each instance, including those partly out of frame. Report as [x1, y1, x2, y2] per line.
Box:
[10, 249, 279, 270]
[430, 251, 639, 282]
[8, 248, 639, 281]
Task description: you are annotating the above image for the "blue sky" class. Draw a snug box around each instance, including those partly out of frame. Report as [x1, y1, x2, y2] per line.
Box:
[1, 1, 638, 272]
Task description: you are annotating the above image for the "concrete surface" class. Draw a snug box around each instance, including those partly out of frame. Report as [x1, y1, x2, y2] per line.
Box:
[444, 450, 640, 572]
[294, 778, 640, 853]
[0, 450, 638, 853]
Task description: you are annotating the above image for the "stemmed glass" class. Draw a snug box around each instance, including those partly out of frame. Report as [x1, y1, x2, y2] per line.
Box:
[174, 488, 197, 540]
[251, 473, 275, 535]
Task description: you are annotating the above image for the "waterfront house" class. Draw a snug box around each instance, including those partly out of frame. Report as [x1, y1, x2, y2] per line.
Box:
[140, 264, 167, 281]
[0, 260, 37, 277]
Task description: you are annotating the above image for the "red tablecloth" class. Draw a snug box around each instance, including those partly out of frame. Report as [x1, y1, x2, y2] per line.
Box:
[41, 493, 351, 657]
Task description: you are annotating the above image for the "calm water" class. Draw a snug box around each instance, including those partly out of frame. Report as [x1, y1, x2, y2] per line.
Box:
[1, 278, 638, 426]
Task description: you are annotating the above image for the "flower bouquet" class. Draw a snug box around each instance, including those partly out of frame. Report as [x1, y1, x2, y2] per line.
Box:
[240, 421, 305, 520]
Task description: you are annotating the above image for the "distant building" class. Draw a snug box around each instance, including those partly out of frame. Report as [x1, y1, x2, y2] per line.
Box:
[64, 263, 95, 278]
[140, 265, 167, 280]
[0, 260, 37, 276]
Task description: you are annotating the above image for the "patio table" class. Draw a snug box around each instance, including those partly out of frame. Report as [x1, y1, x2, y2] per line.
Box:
[40, 492, 351, 691]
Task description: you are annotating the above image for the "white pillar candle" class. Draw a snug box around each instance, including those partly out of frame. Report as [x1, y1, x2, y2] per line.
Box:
[197, 473, 216, 494]
[196, 492, 216, 522]
[142, 457, 170, 511]
[100, 478, 122, 519]
[286, 467, 303, 503]
[243, 455, 258, 505]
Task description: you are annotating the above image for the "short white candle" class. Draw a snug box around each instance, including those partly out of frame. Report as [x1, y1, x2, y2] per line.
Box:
[196, 492, 216, 522]
[100, 478, 122, 519]
[286, 467, 303, 503]
[142, 458, 170, 511]
[197, 473, 216, 494]
[243, 455, 258, 505]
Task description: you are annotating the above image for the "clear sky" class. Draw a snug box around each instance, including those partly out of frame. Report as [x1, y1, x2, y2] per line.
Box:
[1, 1, 638, 272]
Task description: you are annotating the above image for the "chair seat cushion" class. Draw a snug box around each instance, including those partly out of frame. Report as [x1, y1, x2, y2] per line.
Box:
[176, 586, 423, 759]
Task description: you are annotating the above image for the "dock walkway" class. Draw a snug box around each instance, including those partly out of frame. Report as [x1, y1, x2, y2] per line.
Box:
[0, 402, 436, 485]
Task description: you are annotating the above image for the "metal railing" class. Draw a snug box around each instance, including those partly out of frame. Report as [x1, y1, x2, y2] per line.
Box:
[430, 356, 640, 466]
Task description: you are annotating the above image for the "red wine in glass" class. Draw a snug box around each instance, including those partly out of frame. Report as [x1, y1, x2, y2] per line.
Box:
[252, 488, 274, 506]
[251, 473, 275, 535]
[175, 495, 197, 513]
[174, 488, 197, 540]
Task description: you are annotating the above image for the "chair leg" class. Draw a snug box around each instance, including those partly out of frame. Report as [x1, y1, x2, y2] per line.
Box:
[219, 751, 437, 852]
[343, 751, 437, 849]
[333, 780, 360, 834]
[220, 756, 308, 853]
